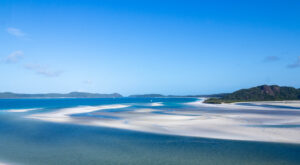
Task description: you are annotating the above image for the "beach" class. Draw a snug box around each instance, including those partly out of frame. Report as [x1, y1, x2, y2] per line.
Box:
[26, 98, 300, 143]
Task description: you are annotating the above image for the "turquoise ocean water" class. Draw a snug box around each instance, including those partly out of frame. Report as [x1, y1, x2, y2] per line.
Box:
[0, 98, 299, 165]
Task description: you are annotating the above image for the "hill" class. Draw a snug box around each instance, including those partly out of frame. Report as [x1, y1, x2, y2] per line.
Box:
[128, 94, 165, 98]
[204, 85, 300, 104]
[0, 92, 123, 99]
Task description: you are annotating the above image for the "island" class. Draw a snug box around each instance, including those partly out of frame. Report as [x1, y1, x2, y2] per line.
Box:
[128, 94, 165, 98]
[204, 85, 300, 104]
[0, 92, 123, 99]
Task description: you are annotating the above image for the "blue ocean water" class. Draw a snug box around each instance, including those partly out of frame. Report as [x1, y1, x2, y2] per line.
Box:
[0, 98, 300, 165]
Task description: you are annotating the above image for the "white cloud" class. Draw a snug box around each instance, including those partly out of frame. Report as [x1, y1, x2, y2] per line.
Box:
[24, 64, 63, 77]
[287, 56, 300, 68]
[6, 27, 26, 37]
[4, 50, 24, 63]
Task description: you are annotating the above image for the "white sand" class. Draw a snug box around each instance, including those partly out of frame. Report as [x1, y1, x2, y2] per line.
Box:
[150, 102, 164, 106]
[186, 99, 300, 111]
[2, 108, 41, 113]
[27, 100, 300, 144]
[0, 161, 13, 165]
[28, 104, 129, 123]
[239, 100, 300, 108]
[133, 108, 158, 113]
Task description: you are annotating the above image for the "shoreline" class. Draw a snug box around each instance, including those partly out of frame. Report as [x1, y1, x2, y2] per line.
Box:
[232, 100, 300, 108]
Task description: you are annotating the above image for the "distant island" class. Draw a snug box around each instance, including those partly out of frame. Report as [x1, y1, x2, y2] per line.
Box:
[128, 94, 165, 98]
[204, 85, 300, 104]
[2, 85, 300, 101]
[0, 92, 123, 99]
[0, 92, 228, 99]
[129, 93, 228, 98]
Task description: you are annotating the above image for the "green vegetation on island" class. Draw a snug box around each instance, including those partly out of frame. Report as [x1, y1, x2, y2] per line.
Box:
[204, 85, 300, 104]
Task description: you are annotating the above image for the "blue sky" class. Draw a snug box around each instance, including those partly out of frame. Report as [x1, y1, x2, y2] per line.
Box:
[1, 0, 300, 95]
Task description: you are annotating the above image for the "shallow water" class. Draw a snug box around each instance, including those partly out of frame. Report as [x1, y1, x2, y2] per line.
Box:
[0, 98, 300, 165]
